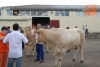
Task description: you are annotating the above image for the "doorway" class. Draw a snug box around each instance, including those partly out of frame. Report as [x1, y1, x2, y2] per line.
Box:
[50, 20, 60, 28]
[32, 17, 50, 26]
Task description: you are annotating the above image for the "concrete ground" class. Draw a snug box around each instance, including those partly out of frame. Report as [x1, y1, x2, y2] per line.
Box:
[14, 39, 100, 67]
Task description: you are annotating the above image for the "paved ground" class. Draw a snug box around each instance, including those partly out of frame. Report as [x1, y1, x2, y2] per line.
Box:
[14, 39, 100, 67]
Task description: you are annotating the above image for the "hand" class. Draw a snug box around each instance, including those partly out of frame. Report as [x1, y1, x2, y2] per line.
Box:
[26, 43, 29, 46]
[0, 36, 5, 40]
[30, 35, 36, 37]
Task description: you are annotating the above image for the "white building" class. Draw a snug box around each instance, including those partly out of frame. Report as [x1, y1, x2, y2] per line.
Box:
[0, 5, 100, 33]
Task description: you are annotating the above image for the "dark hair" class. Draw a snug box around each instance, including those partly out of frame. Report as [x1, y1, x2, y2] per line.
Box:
[8, 26, 10, 28]
[13, 23, 19, 30]
[1, 26, 8, 31]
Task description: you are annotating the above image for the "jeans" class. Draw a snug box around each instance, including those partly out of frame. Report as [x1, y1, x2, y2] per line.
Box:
[36, 43, 44, 60]
[7, 57, 22, 67]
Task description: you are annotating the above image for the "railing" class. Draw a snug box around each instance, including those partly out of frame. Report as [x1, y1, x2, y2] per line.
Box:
[85, 33, 100, 39]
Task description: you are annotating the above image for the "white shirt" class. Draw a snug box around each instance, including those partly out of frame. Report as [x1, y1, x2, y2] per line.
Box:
[35, 34, 38, 43]
[3, 31, 28, 58]
[85, 26, 88, 29]
[35, 34, 43, 44]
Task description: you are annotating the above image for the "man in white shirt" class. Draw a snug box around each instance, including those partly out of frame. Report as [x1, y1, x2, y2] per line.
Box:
[3, 23, 28, 67]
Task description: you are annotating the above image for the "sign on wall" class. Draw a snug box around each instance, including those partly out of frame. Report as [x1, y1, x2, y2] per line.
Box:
[84, 4, 97, 16]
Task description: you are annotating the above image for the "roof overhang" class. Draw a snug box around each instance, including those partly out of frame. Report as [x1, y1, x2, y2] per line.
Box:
[2, 5, 100, 11]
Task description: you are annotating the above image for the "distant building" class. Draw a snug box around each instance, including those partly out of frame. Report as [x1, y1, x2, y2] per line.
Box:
[0, 5, 100, 33]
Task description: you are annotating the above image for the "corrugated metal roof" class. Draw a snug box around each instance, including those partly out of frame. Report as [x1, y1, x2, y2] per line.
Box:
[2, 4, 100, 11]
[0, 19, 29, 21]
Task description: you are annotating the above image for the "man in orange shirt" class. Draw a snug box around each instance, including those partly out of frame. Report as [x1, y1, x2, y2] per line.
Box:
[0, 26, 9, 67]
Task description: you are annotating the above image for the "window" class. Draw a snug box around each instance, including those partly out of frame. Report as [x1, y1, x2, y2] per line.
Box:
[0, 10, 1, 16]
[19, 11, 26, 16]
[55, 11, 69, 16]
[96, 10, 100, 16]
[7, 10, 13, 15]
[26, 11, 30, 16]
[55, 11, 59, 16]
[65, 11, 69, 16]
[31, 11, 36, 16]
[59, 11, 65, 16]
[76, 11, 84, 16]
[76, 11, 80, 16]
[37, 11, 42, 16]
[42, 11, 48, 16]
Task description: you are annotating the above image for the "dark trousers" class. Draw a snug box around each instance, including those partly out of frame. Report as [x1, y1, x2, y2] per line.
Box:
[22, 41, 24, 49]
[36, 43, 44, 61]
[85, 29, 88, 34]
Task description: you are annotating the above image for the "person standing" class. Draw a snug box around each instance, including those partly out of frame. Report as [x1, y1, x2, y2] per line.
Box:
[66, 26, 69, 29]
[83, 26, 85, 33]
[75, 26, 78, 28]
[85, 25, 88, 34]
[7, 26, 11, 33]
[3, 23, 28, 67]
[34, 23, 44, 63]
[19, 26, 25, 49]
[0, 26, 9, 67]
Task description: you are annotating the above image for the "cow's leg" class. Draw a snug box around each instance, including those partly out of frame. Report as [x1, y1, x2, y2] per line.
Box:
[79, 44, 84, 63]
[46, 44, 49, 53]
[31, 43, 36, 56]
[73, 50, 77, 61]
[54, 55, 58, 67]
[25, 45, 30, 57]
[52, 49, 58, 67]
[58, 49, 65, 67]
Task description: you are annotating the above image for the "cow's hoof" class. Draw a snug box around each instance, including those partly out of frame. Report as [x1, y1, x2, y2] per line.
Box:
[80, 60, 84, 63]
[27, 55, 30, 57]
[31, 55, 34, 57]
[46, 51, 49, 53]
[73, 59, 76, 61]
[54, 65, 57, 67]
[66, 50, 70, 53]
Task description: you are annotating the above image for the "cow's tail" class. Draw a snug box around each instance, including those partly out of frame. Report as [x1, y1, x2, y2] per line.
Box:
[79, 29, 85, 53]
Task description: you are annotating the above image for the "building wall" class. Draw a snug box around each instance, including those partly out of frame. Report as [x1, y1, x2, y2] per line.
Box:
[0, 10, 100, 33]
[49, 11, 100, 33]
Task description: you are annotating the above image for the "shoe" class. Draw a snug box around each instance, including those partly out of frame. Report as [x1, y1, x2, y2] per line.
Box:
[66, 50, 70, 53]
[34, 59, 40, 61]
[40, 60, 44, 63]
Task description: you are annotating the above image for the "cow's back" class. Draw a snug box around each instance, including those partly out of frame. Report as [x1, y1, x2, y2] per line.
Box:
[39, 28, 80, 49]
[70, 28, 85, 45]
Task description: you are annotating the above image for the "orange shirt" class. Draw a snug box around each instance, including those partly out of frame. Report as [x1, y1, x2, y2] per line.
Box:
[0, 32, 9, 52]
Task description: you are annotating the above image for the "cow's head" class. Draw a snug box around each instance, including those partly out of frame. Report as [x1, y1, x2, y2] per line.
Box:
[23, 26, 32, 35]
[34, 28, 45, 43]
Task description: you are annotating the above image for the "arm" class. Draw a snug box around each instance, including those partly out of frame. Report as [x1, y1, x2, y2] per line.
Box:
[22, 34, 28, 46]
[3, 35, 9, 43]
[0, 36, 5, 40]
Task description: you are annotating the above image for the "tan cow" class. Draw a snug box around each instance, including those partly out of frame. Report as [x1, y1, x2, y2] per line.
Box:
[34, 28, 85, 67]
[23, 26, 36, 56]
[23, 26, 50, 56]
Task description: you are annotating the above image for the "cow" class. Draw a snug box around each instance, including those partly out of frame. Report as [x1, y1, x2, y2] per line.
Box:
[34, 28, 85, 67]
[23, 26, 36, 56]
[23, 26, 50, 56]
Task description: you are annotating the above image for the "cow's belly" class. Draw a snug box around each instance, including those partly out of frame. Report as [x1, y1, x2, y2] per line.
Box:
[68, 41, 80, 50]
